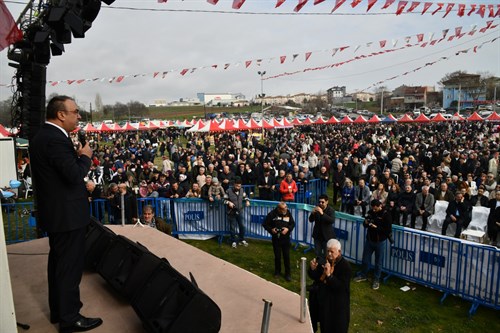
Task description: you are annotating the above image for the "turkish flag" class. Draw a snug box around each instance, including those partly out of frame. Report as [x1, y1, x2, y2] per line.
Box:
[332, 0, 346, 12]
[232, 0, 246, 9]
[280, 56, 286, 64]
[431, 3, 443, 15]
[351, 0, 362, 8]
[442, 3, 454, 17]
[477, 4, 485, 18]
[381, 0, 396, 9]
[294, 0, 308, 12]
[276, 0, 286, 7]
[467, 4, 477, 16]
[396, 1, 408, 15]
[421, 2, 432, 14]
[407, 1, 420, 12]
[0, 0, 23, 52]
[207, 0, 219, 4]
[457, 4, 465, 16]
[305, 52, 312, 61]
[367, 0, 378, 12]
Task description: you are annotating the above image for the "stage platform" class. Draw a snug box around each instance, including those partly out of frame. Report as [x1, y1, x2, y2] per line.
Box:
[7, 225, 312, 333]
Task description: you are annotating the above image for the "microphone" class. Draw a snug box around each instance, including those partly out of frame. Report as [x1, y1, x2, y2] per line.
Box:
[78, 130, 86, 147]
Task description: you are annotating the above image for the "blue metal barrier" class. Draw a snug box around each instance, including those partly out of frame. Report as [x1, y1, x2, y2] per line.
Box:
[3, 199, 499, 314]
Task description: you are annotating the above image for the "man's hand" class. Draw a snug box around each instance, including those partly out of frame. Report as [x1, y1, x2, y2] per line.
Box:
[282, 227, 289, 235]
[78, 142, 93, 159]
[310, 258, 318, 270]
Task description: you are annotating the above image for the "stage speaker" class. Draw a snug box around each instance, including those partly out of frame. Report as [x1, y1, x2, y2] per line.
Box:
[84, 217, 116, 271]
[132, 260, 221, 333]
[97, 235, 154, 298]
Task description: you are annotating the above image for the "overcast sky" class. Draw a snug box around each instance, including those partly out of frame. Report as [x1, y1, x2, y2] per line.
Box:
[1, 0, 499, 109]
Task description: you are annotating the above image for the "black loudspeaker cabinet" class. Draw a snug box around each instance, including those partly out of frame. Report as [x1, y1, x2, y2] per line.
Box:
[132, 259, 222, 333]
[97, 235, 153, 299]
[84, 218, 116, 271]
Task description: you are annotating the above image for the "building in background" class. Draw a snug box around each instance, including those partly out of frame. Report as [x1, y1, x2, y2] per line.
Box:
[441, 74, 486, 109]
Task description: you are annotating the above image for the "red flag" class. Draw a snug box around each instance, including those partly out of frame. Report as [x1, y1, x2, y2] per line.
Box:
[488, 4, 494, 17]
[314, 0, 325, 4]
[467, 4, 476, 16]
[245, 60, 252, 68]
[396, 1, 408, 15]
[157, 0, 167, 2]
[477, 4, 485, 18]
[115, 76, 124, 83]
[207, 0, 219, 4]
[294, 0, 308, 12]
[180, 69, 189, 76]
[232, 0, 246, 9]
[381, 0, 395, 9]
[442, 3, 454, 18]
[457, 4, 465, 16]
[351, 0, 362, 8]
[331, 0, 346, 12]
[367, 0, 378, 12]
[421, 2, 432, 14]
[431, 3, 443, 15]
[0, 0, 23, 52]
[224, 64, 230, 69]
[455, 27, 462, 36]
[280, 56, 286, 64]
[153, 72, 159, 78]
[407, 1, 420, 12]
[276, 0, 286, 7]
[305, 52, 312, 61]
[379, 40, 387, 48]
[496, 5, 500, 18]
[417, 33, 424, 42]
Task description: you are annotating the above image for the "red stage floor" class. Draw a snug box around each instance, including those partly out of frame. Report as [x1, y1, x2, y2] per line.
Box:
[7, 225, 312, 333]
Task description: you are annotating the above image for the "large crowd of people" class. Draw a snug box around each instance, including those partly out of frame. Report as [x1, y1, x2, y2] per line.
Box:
[75, 120, 500, 245]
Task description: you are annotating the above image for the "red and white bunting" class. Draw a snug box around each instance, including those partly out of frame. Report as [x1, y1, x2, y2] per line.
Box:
[367, 0, 378, 12]
[294, 0, 308, 12]
[407, 1, 420, 13]
[332, 0, 347, 12]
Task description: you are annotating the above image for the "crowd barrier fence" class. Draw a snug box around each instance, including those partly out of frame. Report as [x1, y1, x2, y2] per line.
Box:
[2, 198, 499, 315]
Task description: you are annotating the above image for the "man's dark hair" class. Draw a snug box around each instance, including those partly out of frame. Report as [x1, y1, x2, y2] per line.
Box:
[319, 194, 329, 201]
[370, 199, 382, 207]
[46, 95, 74, 120]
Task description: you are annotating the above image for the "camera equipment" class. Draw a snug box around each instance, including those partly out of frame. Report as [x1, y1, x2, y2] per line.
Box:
[275, 227, 283, 238]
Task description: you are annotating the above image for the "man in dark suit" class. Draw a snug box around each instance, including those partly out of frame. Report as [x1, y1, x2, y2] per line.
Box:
[487, 191, 500, 246]
[257, 167, 276, 201]
[308, 194, 336, 258]
[411, 185, 435, 231]
[30, 96, 103, 333]
[442, 191, 471, 238]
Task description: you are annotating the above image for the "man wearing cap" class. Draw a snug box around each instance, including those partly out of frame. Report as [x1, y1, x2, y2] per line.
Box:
[353, 199, 392, 290]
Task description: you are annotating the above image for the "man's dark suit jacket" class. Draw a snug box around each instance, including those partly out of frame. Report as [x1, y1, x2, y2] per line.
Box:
[30, 123, 92, 232]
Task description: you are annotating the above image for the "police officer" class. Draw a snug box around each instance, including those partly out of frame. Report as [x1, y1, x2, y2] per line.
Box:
[263, 202, 295, 281]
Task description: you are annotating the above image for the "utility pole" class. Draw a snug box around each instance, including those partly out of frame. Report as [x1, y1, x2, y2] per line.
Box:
[380, 89, 384, 115]
[89, 102, 93, 124]
[457, 84, 461, 113]
[258, 71, 266, 115]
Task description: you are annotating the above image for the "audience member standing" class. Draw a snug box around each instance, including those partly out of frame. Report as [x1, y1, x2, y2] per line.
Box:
[309, 194, 336, 258]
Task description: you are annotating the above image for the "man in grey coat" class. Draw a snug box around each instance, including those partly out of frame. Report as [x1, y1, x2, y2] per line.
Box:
[411, 186, 435, 231]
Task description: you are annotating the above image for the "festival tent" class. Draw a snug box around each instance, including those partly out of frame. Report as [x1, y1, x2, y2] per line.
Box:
[147, 122, 159, 130]
[300, 117, 314, 126]
[486, 112, 500, 122]
[137, 122, 149, 131]
[273, 118, 293, 128]
[108, 123, 124, 131]
[413, 114, 431, 123]
[185, 120, 206, 132]
[233, 119, 249, 130]
[451, 113, 466, 121]
[467, 112, 484, 121]
[339, 116, 353, 124]
[261, 119, 275, 129]
[0, 123, 11, 137]
[398, 114, 414, 123]
[81, 123, 99, 132]
[314, 117, 328, 125]
[381, 114, 397, 123]
[218, 119, 239, 131]
[281, 117, 294, 127]
[367, 115, 382, 123]
[96, 123, 113, 131]
[291, 118, 302, 126]
[430, 113, 448, 122]
[190, 119, 223, 132]
[326, 116, 339, 124]
[164, 120, 175, 127]
[246, 118, 262, 130]
[121, 122, 138, 131]
[353, 116, 367, 124]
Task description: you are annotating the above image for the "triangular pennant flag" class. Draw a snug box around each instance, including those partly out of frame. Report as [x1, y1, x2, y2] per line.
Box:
[431, 3, 443, 15]
[447, 35, 455, 42]
[442, 3, 454, 18]
[314, 0, 325, 4]
[379, 40, 387, 48]
[305, 52, 312, 61]
[396, 1, 408, 15]
[416, 33, 424, 42]
[332, 48, 338, 56]
[367, 0, 378, 11]
[256, 59, 262, 66]
[292, 54, 299, 61]
[442, 29, 449, 38]
[421, 2, 432, 14]
[224, 63, 230, 69]
[495, 5, 500, 18]
[190, 68, 196, 73]
[207, 0, 219, 4]
[381, 0, 396, 9]
[162, 71, 168, 78]
[294, 0, 308, 12]
[467, 4, 476, 16]
[115, 75, 124, 83]
[392, 39, 398, 47]
[232, 0, 246, 9]
[0, 0, 23, 52]
[280, 55, 286, 64]
[485, 20, 493, 28]
[354, 45, 361, 52]
[339, 46, 349, 52]
[245, 60, 252, 68]
[457, 3, 465, 16]
[158, 0, 168, 3]
[420, 42, 428, 47]
[276, 0, 286, 7]
[404, 36, 411, 43]
[332, 0, 347, 12]
[428, 32, 434, 40]
[180, 69, 189, 76]
[211, 64, 218, 69]
[76, 79, 85, 84]
[351, 0, 362, 8]
[455, 27, 462, 36]
[477, 4, 485, 18]
[407, 1, 420, 12]
[153, 72, 159, 78]
[430, 39, 437, 45]
[51, 81, 59, 86]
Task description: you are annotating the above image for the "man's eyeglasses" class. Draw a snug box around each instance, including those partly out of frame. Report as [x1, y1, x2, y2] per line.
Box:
[63, 109, 80, 115]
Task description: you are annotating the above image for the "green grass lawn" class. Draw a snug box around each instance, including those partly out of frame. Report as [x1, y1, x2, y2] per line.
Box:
[183, 237, 499, 333]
